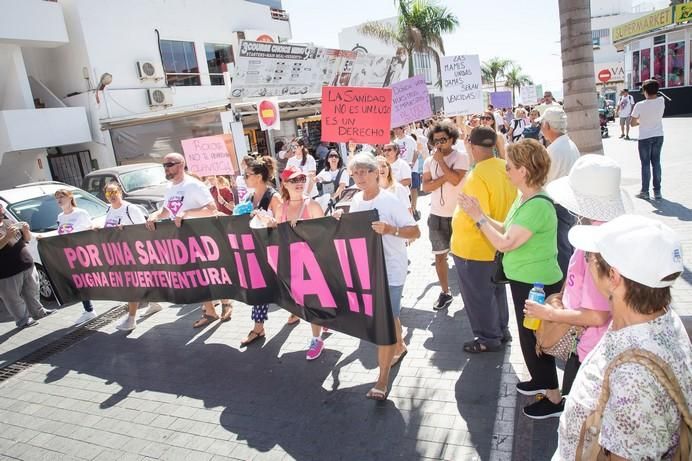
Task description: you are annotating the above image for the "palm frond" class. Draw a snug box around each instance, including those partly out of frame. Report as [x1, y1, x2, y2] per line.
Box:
[358, 22, 401, 48]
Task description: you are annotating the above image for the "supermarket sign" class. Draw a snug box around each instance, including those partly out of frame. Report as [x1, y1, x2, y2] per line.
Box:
[613, 8, 673, 42]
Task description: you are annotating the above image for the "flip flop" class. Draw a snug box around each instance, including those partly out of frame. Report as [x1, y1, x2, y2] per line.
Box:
[287, 314, 300, 325]
[240, 330, 265, 347]
[463, 339, 502, 353]
[390, 350, 408, 368]
[220, 303, 233, 322]
[366, 386, 388, 401]
[192, 314, 219, 329]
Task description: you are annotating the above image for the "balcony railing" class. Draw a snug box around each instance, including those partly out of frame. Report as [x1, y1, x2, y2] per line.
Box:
[270, 8, 289, 21]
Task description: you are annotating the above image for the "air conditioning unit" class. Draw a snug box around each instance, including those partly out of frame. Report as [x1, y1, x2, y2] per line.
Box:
[137, 60, 163, 80]
[146, 88, 173, 107]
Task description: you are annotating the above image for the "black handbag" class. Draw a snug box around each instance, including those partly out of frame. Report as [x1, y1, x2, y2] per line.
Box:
[490, 194, 554, 285]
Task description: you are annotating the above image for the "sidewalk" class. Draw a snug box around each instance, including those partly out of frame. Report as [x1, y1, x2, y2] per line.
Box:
[0, 118, 689, 461]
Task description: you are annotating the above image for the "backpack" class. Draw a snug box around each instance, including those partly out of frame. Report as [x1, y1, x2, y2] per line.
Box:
[105, 203, 148, 225]
[522, 123, 541, 140]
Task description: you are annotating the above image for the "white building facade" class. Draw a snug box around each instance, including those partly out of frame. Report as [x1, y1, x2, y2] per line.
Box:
[1, 0, 292, 188]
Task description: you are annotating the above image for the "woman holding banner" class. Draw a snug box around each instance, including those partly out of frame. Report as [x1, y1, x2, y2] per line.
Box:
[240, 157, 283, 347]
[102, 182, 163, 331]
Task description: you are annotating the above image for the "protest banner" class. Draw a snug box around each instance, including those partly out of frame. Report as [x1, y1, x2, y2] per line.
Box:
[321, 86, 392, 145]
[490, 91, 512, 109]
[38, 211, 396, 346]
[181, 135, 235, 177]
[520, 85, 538, 105]
[257, 98, 281, 131]
[231, 40, 394, 100]
[391, 76, 432, 128]
[441, 54, 483, 116]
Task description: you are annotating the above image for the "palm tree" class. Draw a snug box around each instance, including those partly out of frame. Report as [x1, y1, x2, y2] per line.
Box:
[559, 0, 603, 154]
[481, 58, 513, 92]
[504, 66, 533, 106]
[359, 0, 459, 84]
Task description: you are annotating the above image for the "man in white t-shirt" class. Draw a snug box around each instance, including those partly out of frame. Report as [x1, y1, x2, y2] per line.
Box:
[615, 88, 635, 140]
[630, 79, 665, 201]
[535, 91, 560, 116]
[146, 153, 220, 328]
[382, 143, 412, 188]
[539, 107, 579, 276]
[422, 121, 469, 311]
[343, 153, 420, 401]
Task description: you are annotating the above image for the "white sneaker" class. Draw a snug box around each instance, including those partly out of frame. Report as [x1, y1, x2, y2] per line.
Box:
[74, 310, 96, 325]
[141, 302, 162, 317]
[115, 315, 136, 331]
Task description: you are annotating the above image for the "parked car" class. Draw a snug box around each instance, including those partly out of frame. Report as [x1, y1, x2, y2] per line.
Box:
[82, 163, 167, 213]
[0, 182, 108, 302]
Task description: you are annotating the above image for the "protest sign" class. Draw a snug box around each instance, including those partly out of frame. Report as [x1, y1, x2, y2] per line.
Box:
[257, 98, 281, 131]
[38, 211, 396, 346]
[441, 55, 483, 116]
[391, 76, 432, 128]
[181, 135, 235, 177]
[520, 85, 538, 105]
[490, 91, 512, 108]
[321, 86, 392, 144]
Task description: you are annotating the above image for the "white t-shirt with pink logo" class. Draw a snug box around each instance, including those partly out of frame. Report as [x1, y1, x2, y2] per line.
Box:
[57, 208, 92, 235]
[423, 150, 469, 218]
[562, 247, 611, 362]
[163, 176, 214, 217]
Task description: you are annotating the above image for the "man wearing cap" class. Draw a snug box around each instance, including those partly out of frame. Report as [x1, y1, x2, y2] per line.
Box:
[540, 107, 579, 276]
[536, 91, 560, 116]
[451, 126, 517, 351]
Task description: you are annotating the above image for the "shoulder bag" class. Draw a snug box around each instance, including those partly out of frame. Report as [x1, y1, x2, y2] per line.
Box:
[534, 295, 584, 361]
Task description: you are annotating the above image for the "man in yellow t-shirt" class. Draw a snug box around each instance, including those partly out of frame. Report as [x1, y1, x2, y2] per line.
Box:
[451, 126, 517, 352]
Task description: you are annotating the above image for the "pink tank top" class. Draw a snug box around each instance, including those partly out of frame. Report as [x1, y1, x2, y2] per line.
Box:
[279, 199, 311, 223]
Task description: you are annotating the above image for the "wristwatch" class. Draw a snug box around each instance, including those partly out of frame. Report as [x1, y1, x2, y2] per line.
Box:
[394, 226, 400, 237]
[475, 217, 488, 229]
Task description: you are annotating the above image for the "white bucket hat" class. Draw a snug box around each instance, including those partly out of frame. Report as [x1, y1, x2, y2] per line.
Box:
[568, 214, 684, 288]
[546, 154, 632, 222]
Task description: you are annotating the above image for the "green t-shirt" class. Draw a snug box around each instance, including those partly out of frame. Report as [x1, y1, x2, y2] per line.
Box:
[502, 192, 563, 285]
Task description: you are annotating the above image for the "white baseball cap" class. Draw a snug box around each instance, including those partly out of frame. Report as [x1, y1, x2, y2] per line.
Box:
[546, 154, 632, 222]
[568, 214, 684, 288]
[536, 107, 567, 125]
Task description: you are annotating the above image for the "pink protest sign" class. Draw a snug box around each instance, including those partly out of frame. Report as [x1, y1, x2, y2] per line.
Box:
[181, 135, 235, 177]
[391, 75, 432, 128]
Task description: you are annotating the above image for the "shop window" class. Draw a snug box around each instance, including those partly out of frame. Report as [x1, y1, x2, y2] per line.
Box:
[205, 43, 234, 86]
[632, 50, 640, 86]
[667, 41, 685, 87]
[640, 48, 651, 81]
[160, 40, 201, 86]
[653, 45, 666, 87]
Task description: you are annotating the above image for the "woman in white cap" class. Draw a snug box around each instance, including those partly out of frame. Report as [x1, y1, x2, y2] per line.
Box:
[553, 214, 690, 460]
[522, 155, 631, 420]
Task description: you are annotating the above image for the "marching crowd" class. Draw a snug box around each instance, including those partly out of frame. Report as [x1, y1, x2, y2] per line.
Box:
[1, 80, 690, 460]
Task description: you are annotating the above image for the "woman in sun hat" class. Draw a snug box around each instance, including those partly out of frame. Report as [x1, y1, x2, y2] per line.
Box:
[522, 154, 632, 420]
[552, 214, 690, 460]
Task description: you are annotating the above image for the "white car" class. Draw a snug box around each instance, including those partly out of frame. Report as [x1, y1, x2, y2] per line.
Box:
[0, 181, 108, 302]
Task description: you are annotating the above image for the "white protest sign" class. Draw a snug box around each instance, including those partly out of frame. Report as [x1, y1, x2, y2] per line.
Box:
[441, 55, 483, 116]
[520, 85, 538, 105]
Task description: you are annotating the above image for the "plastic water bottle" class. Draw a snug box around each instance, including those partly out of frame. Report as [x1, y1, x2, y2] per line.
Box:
[523, 283, 545, 331]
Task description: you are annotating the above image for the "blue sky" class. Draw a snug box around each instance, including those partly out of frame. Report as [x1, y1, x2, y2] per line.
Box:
[282, 0, 565, 95]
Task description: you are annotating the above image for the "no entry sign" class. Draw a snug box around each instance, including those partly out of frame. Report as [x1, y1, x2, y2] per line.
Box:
[598, 69, 612, 83]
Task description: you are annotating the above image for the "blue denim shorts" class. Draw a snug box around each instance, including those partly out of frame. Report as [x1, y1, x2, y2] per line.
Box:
[389, 285, 404, 318]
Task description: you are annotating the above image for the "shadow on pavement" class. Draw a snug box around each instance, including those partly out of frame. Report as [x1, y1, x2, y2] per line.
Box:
[651, 198, 692, 222]
[40, 311, 422, 461]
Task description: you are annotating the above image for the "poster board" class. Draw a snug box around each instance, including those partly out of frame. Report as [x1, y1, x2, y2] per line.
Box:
[321, 86, 392, 144]
[441, 55, 483, 116]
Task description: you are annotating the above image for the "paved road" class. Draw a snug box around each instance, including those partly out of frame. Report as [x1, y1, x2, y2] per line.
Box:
[0, 118, 689, 461]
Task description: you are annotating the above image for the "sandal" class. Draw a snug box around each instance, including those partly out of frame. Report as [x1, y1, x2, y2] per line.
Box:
[220, 303, 233, 322]
[463, 339, 501, 353]
[240, 329, 265, 347]
[192, 314, 219, 329]
[390, 349, 408, 368]
[366, 386, 388, 401]
[287, 314, 300, 325]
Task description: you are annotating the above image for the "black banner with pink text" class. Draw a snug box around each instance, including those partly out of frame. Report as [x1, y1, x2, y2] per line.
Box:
[38, 211, 395, 345]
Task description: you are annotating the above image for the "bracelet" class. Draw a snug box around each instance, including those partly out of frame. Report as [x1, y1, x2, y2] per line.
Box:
[475, 217, 488, 229]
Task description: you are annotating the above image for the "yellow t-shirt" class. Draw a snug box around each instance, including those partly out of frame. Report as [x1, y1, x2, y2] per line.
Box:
[451, 157, 517, 261]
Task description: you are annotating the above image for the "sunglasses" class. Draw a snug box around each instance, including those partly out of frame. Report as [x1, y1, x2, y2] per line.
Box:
[104, 190, 119, 196]
[382, 147, 395, 152]
[432, 137, 449, 145]
[480, 116, 493, 121]
[328, 155, 340, 159]
[162, 162, 181, 168]
[243, 172, 254, 179]
[287, 176, 307, 184]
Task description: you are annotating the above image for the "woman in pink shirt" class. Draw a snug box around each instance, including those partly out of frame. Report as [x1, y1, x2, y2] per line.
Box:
[522, 155, 631, 420]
